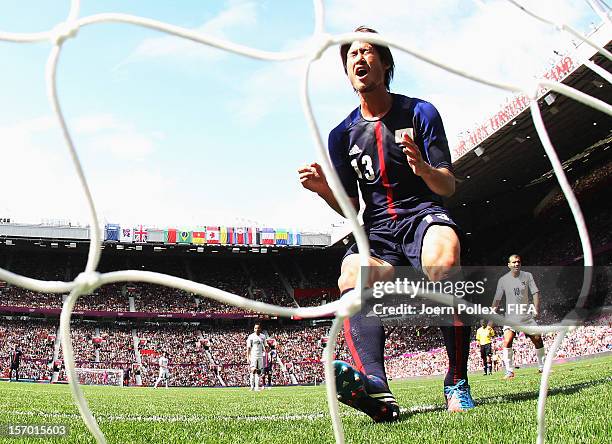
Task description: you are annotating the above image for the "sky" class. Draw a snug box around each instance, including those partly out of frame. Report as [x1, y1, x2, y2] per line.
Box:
[0, 0, 602, 233]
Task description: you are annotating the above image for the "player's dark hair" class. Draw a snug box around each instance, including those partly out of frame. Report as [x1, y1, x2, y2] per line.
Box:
[508, 254, 521, 263]
[340, 26, 395, 91]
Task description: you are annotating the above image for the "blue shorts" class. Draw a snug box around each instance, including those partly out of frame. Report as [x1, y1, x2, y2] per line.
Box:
[344, 207, 461, 271]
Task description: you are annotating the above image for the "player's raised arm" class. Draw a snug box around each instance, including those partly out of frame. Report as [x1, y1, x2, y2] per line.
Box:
[400, 130, 455, 197]
[298, 162, 359, 217]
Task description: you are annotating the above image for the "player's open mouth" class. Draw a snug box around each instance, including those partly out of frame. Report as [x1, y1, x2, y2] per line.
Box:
[355, 67, 368, 79]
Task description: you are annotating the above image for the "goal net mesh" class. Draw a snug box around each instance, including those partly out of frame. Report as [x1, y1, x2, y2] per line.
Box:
[74, 368, 124, 387]
[0, 1, 610, 444]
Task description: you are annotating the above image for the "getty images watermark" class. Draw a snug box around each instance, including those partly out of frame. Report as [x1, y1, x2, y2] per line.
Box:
[360, 266, 610, 327]
[371, 276, 502, 316]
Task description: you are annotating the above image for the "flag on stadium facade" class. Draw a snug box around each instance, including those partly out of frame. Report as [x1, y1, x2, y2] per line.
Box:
[134, 225, 148, 243]
[147, 228, 164, 243]
[289, 229, 301, 246]
[275, 229, 289, 245]
[206, 226, 220, 244]
[104, 224, 120, 241]
[164, 228, 177, 244]
[261, 228, 275, 245]
[219, 226, 233, 244]
[119, 226, 133, 243]
[234, 227, 246, 244]
[178, 230, 192, 244]
[248, 227, 256, 245]
[192, 230, 206, 245]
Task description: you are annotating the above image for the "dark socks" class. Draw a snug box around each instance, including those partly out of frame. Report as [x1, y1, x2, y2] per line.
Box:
[440, 324, 472, 386]
[343, 310, 388, 385]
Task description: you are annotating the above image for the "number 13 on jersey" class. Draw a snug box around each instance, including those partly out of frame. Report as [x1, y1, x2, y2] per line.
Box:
[351, 155, 375, 181]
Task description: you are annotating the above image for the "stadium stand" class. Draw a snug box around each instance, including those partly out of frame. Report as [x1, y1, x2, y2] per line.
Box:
[1, 316, 610, 386]
[0, 160, 610, 387]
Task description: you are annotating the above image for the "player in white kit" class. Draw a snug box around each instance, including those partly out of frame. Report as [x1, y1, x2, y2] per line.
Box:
[246, 323, 267, 391]
[492, 255, 546, 379]
[154, 352, 170, 388]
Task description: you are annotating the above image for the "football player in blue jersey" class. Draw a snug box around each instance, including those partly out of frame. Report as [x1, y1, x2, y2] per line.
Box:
[299, 26, 474, 422]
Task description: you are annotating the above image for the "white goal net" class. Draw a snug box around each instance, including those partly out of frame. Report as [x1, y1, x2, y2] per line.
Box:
[0, 1, 610, 444]
[74, 368, 124, 387]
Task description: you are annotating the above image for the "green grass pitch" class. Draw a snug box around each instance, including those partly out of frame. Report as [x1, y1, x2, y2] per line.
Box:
[0, 356, 610, 443]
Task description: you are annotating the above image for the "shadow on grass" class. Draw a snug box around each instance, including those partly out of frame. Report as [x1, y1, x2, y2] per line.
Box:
[475, 376, 611, 406]
[391, 376, 612, 422]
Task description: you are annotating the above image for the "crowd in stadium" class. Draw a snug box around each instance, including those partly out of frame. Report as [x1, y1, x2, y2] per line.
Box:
[0, 288, 61, 308]
[134, 285, 197, 313]
[61, 322, 134, 365]
[0, 318, 56, 380]
[0, 252, 337, 313]
[1, 163, 610, 387]
[75, 285, 131, 312]
[522, 202, 612, 267]
[1, 315, 610, 387]
[386, 324, 612, 379]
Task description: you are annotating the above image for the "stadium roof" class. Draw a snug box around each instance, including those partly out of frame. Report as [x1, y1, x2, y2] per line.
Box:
[446, 39, 611, 234]
[448, 44, 611, 206]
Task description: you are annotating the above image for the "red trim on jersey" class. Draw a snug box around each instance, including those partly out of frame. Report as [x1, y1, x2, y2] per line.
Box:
[375, 121, 398, 220]
[343, 318, 365, 374]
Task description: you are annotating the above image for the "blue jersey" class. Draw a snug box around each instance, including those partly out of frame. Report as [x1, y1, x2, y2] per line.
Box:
[328, 93, 452, 225]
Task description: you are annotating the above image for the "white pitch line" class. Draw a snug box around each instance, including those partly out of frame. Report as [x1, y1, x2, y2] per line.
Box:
[8, 410, 347, 423]
[8, 403, 445, 423]
[10, 377, 609, 424]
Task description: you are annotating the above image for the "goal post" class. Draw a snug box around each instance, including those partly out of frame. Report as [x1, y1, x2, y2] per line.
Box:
[74, 368, 124, 387]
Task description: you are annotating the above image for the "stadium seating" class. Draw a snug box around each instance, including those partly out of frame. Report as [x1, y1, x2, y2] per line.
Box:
[1, 316, 610, 386]
[0, 218, 610, 386]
